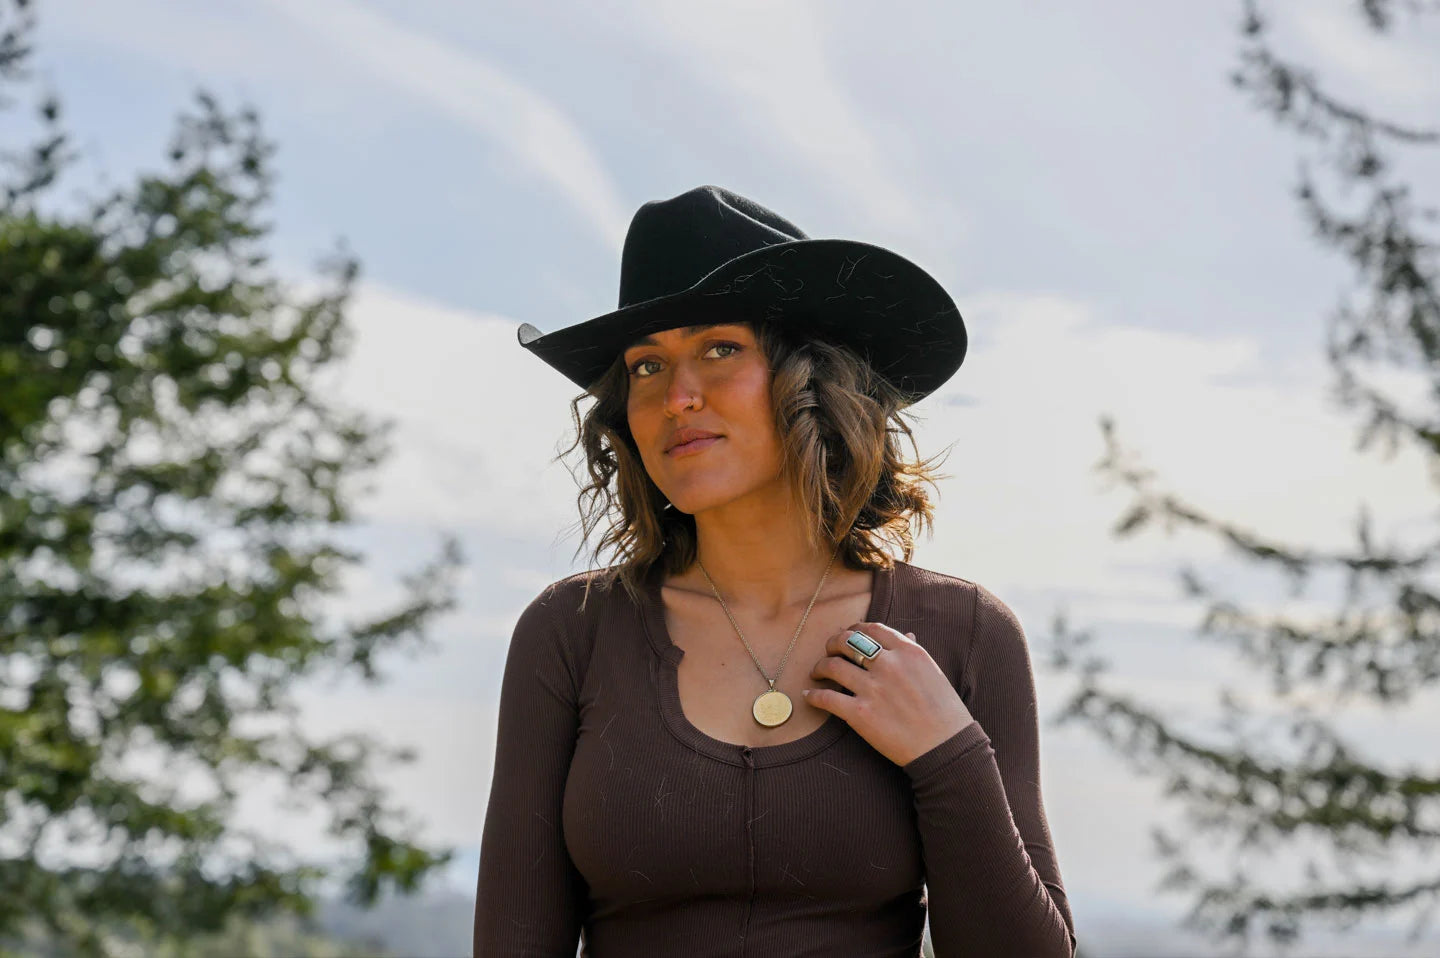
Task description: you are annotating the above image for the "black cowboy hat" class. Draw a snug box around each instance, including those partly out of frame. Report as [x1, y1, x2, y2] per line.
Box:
[516, 185, 967, 403]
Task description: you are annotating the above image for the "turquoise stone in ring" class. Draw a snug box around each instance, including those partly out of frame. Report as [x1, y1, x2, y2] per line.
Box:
[846, 630, 882, 660]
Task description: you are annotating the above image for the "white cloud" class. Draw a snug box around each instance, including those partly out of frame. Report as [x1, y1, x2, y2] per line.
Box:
[621, 0, 933, 240]
[255, 0, 630, 255]
[916, 290, 1434, 602]
[43, 0, 631, 253]
[1288, 0, 1440, 115]
[312, 281, 589, 540]
[288, 689, 502, 852]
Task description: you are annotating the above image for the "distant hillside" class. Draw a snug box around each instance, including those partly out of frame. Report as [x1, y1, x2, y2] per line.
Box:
[0, 910, 395, 958]
[10, 883, 1431, 957]
[317, 886, 474, 958]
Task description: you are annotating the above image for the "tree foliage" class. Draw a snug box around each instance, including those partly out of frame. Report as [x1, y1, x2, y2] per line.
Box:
[1043, 0, 1440, 951]
[0, 2, 464, 955]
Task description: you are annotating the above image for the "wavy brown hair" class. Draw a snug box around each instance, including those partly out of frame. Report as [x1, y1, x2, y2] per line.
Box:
[555, 319, 956, 611]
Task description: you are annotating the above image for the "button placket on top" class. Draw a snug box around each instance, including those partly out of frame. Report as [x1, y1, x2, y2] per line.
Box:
[740, 744, 755, 955]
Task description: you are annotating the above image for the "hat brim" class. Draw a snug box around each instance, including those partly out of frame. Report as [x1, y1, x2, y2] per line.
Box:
[517, 238, 966, 402]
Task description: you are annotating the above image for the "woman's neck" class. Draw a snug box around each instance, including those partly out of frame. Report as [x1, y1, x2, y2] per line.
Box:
[679, 541, 846, 620]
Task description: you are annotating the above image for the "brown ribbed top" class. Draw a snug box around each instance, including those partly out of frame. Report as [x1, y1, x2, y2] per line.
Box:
[473, 559, 1076, 957]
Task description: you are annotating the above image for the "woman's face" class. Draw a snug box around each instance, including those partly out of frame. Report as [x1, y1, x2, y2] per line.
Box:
[622, 321, 785, 515]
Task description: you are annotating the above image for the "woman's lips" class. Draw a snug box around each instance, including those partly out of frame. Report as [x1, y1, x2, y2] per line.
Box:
[667, 436, 723, 457]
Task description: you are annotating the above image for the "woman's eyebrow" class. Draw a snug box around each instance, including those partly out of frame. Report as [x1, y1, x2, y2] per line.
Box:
[626, 323, 743, 349]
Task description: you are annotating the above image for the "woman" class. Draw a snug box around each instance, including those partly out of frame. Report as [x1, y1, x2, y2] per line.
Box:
[473, 185, 1077, 957]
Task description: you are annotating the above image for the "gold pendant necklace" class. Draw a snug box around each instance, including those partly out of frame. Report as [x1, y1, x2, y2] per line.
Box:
[697, 545, 840, 727]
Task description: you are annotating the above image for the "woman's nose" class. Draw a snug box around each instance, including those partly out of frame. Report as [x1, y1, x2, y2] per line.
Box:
[663, 373, 703, 415]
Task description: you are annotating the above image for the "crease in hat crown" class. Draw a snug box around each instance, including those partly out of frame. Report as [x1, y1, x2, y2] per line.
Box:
[617, 185, 809, 307]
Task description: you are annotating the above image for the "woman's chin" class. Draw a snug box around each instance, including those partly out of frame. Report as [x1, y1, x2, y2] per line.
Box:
[663, 493, 741, 516]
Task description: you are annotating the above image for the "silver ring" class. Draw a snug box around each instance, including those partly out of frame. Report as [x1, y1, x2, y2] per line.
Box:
[845, 630, 883, 668]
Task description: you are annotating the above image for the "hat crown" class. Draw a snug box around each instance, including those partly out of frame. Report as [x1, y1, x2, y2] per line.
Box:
[617, 185, 809, 308]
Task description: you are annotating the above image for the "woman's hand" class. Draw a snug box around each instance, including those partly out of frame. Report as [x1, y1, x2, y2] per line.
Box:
[803, 623, 976, 768]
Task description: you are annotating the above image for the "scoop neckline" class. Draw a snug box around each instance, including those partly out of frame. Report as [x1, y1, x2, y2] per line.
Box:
[640, 558, 898, 768]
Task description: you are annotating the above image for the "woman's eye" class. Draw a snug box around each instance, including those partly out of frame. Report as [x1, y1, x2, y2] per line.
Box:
[629, 342, 742, 378]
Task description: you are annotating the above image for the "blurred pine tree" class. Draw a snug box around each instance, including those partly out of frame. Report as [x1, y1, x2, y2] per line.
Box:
[1042, 0, 1440, 953]
[0, 2, 465, 955]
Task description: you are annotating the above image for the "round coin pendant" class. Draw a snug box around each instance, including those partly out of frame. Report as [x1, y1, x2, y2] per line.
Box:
[752, 688, 793, 727]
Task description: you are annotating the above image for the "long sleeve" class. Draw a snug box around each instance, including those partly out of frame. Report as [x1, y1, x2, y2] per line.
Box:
[473, 589, 587, 957]
[902, 582, 1077, 958]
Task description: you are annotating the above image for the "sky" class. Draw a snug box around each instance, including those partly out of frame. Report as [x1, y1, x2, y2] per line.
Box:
[14, 0, 1440, 954]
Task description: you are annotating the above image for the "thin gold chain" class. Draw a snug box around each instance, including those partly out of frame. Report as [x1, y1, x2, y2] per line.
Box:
[696, 544, 840, 691]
